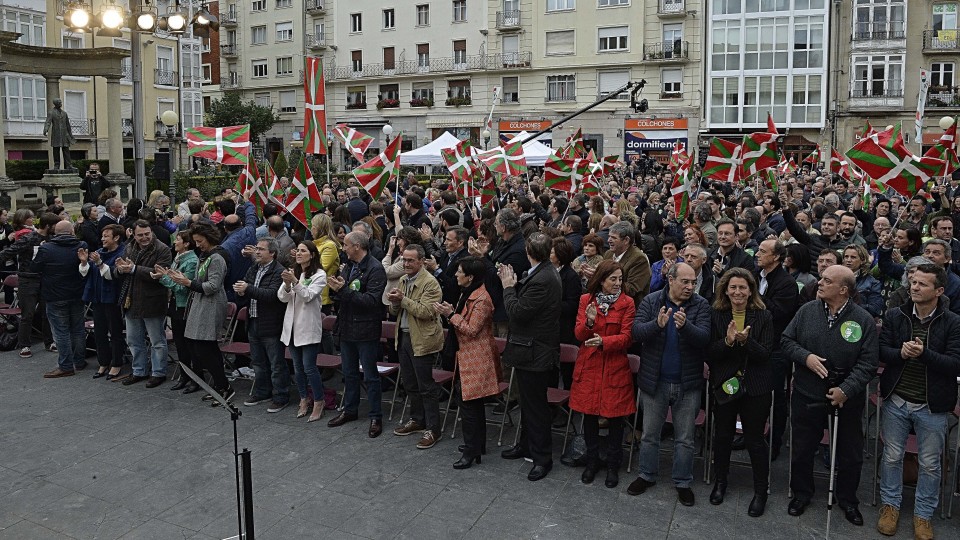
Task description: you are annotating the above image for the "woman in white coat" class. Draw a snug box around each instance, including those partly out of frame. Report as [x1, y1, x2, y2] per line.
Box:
[279, 241, 328, 422]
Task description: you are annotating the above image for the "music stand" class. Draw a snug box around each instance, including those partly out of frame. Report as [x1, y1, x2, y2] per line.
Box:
[178, 362, 255, 540]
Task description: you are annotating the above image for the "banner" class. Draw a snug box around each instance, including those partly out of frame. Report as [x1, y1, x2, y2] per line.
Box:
[916, 68, 929, 144]
[498, 120, 552, 146]
[623, 118, 688, 162]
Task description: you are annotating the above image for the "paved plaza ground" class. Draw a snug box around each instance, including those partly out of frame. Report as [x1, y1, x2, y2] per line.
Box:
[1, 348, 959, 539]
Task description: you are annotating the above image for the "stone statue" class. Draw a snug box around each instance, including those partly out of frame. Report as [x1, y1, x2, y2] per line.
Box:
[43, 99, 76, 171]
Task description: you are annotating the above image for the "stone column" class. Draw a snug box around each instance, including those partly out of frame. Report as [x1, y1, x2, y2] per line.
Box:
[104, 76, 125, 177]
[43, 75, 62, 171]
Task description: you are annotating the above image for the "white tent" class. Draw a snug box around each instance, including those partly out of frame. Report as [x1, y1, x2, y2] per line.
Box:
[505, 131, 554, 166]
[398, 131, 463, 166]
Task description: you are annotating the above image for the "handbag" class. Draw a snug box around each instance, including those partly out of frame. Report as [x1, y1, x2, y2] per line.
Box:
[713, 356, 748, 406]
[440, 324, 459, 364]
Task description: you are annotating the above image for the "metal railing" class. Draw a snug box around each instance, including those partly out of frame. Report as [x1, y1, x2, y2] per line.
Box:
[928, 90, 960, 108]
[658, 0, 684, 14]
[496, 10, 521, 29]
[852, 21, 905, 41]
[221, 43, 238, 56]
[642, 41, 689, 61]
[70, 118, 96, 137]
[924, 30, 960, 51]
[122, 118, 133, 137]
[154, 69, 179, 86]
[849, 86, 904, 98]
[305, 33, 325, 48]
[222, 74, 242, 89]
[221, 10, 238, 25]
[306, 0, 324, 12]
[324, 51, 531, 80]
[546, 93, 576, 103]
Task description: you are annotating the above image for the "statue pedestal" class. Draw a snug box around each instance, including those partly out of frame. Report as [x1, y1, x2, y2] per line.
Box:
[39, 172, 83, 214]
[0, 176, 15, 210]
[106, 172, 134, 202]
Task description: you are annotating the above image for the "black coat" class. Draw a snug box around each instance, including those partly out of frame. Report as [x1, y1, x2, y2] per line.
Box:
[332, 253, 387, 341]
[434, 248, 468, 306]
[347, 198, 370, 223]
[708, 308, 775, 396]
[78, 220, 101, 251]
[242, 260, 286, 338]
[31, 234, 87, 303]
[709, 245, 755, 277]
[558, 265, 582, 345]
[880, 299, 960, 413]
[502, 262, 562, 372]
[756, 265, 800, 341]
[486, 233, 530, 323]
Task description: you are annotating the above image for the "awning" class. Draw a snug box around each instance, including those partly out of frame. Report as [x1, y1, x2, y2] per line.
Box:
[425, 115, 486, 128]
[330, 119, 388, 128]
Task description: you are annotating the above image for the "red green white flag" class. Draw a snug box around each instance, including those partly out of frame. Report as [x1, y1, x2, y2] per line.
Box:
[441, 139, 477, 185]
[476, 138, 527, 176]
[762, 169, 779, 192]
[740, 113, 779, 178]
[669, 142, 687, 174]
[185, 124, 250, 165]
[559, 127, 586, 159]
[263, 160, 286, 212]
[302, 56, 327, 155]
[922, 119, 960, 176]
[235, 154, 268, 214]
[778, 157, 797, 176]
[333, 123, 374, 163]
[600, 155, 620, 175]
[285, 156, 323, 227]
[846, 123, 944, 198]
[802, 145, 821, 166]
[353, 133, 402, 199]
[703, 137, 742, 183]
[544, 154, 589, 193]
[671, 154, 693, 219]
[476, 165, 497, 208]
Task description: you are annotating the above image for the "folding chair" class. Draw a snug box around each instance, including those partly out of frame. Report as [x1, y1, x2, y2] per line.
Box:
[218, 307, 251, 358]
[315, 315, 341, 371]
[509, 343, 579, 454]
[0, 273, 21, 325]
[625, 354, 642, 473]
[337, 320, 403, 418]
[0, 274, 19, 310]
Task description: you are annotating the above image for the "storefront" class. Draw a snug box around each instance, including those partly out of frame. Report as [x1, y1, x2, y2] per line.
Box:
[623, 118, 688, 165]
[498, 120, 552, 147]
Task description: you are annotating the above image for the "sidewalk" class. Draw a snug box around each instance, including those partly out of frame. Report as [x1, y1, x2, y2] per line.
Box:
[0, 350, 956, 539]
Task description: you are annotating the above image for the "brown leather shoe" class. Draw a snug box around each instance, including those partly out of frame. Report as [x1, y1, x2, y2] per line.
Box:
[144, 376, 166, 388]
[368, 418, 383, 438]
[876, 504, 899, 536]
[43, 368, 75, 379]
[326, 411, 358, 428]
[913, 515, 933, 540]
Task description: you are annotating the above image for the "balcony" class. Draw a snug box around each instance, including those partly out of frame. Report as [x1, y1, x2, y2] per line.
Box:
[642, 41, 689, 62]
[928, 88, 960, 108]
[657, 0, 686, 17]
[496, 10, 521, 31]
[305, 33, 326, 50]
[221, 10, 238, 26]
[221, 43, 238, 57]
[70, 118, 96, 137]
[848, 85, 904, 109]
[222, 74, 242, 89]
[324, 51, 532, 80]
[852, 21, 905, 41]
[305, 0, 324, 14]
[850, 87, 904, 99]
[923, 30, 960, 53]
[154, 69, 179, 86]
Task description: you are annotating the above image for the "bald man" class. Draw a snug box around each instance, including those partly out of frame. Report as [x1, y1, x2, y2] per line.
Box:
[33, 219, 89, 377]
[781, 264, 879, 525]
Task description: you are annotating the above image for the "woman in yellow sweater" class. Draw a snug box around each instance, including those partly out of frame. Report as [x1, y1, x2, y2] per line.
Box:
[310, 214, 341, 313]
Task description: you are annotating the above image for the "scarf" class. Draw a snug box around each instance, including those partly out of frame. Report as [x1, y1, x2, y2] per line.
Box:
[119, 238, 157, 311]
[454, 279, 484, 316]
[594, 291, 621, 315]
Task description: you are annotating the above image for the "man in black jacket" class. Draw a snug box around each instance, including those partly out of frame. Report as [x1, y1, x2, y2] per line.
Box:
[755, 239, 799, 459]
[428, 226, 469, 307]
[498, 233, 562, 481]
[327, 231, 388, 437]
[34, 221, 87, 377]
[234, 237, 289, 412]
[486, 208, 530, 337]
[876, 264, 960, 539]
[708, 220, 755, 278]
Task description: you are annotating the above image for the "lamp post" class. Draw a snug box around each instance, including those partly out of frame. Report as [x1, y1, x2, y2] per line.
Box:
[481, 128, 491, 150]
[382, 124, 394, 148]
[160, 110, 179, 205]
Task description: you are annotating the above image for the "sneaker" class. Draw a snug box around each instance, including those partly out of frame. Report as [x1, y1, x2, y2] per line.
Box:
[913, 515, 933, 540]
[266, 401, 288, 413]
[393, 419, 426, 436]
[46, 343, 57, 352]
[19, 347, 32, 358]
[243, 396, 271, 407]
[876, 504, 899, 536]
[416, 430, 438, 449]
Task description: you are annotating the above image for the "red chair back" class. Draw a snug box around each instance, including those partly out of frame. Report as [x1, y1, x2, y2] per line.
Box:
[559, 343, 579, 364]
[627, 354, 641, 374]
[3, 274, 18, 289]
[322, 315, 337, 331]
[381, 320, 397, 341]
[235, 307, 248, 322]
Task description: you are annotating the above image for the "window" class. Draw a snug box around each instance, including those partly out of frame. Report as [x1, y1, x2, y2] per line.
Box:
[453, 40, 467, 66]
[744, 0, 790, 11]
[382, 9, 395, 29]
[383, 47, 396, 70]
[2, 10, 44, 46]
[598, 26, 628, 52]
[275, 22, 293, 42]
[276, 57, 293, 76]
[379, 83, 399, 101]
[227, 30, 237, 46]
[502, 35, 520, 64]
[854, 0, 905, 40]
[453, 0, 467, 21]
[661, 68, 682, 96]
[251, 0, 266, 11]
[62, 32, 83, 49]
[546, 74, 576, 101]
[932, 62, 955, 88]
[251, 25, 266, 45]
[416, 4, 430, 26]
[351, 50, 363, 72]
[201, 39, 211, 53]
[662, 23, 682, 57]
[3, 76, 46, 121]
[744, 17, 789, 70]
[448, 79, 471, 99]
[417, 43, 430, 71]
[711, 20, 740, 71]
[502, 76, 519, 102]
[276, 0, 291, 7]
[852, 54, 903, 97]
[412, 82, 434, 101]
[351, 13, 362, 33]
[113, 38, 132, 81]
[712, 0, 741, 15]
[934, 3, 958, 31]
[599, 0, 629, 6]
[255, 93, 271, 108]
[279, 90, 296, 112]
[709, 76, 740, 124]
[794, 16, 824, 69]
[547, 0, 574, 11]
[202, 64, 212, 82]
[545, 30, 575, 55]
[742, 75, 787, 123]
[156, 45, 174, 73]
[314, 22, 325, 39]
[252, 59, 268, 78]
[791, 74, 822, 123]
[794, 0, 825, 7]
[156, 97, 174, 123]
[598, 70, 629, 98]
[181, 92, 203, 129]
[347, 86, 366, 106]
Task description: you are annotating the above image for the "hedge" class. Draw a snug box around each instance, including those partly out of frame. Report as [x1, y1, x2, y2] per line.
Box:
[5, 159, 155, 182]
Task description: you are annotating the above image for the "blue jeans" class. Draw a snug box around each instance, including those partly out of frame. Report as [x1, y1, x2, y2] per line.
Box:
[880, 397, 947, 519]
[289, 342, 323, 402]
[340, 339, 382, 419]
[45, 300, 86, 371]
[125, 315, 168, 377]
[248, 318, 289, 404]
[637, 382, 702, 488]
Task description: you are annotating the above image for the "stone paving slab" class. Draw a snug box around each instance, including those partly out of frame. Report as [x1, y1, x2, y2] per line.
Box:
[1, 349, 959, 539]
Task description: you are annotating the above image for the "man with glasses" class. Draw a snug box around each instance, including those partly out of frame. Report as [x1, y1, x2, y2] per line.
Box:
[628, 262, 712, 506]
[928, 216, 960, 276]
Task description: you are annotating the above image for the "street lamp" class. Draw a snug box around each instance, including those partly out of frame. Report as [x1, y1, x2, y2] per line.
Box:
[481, 128, 491, 149]
[940, 116, 955, 130]
[160, 110, 179, 205]
[382, 124, 394, 147]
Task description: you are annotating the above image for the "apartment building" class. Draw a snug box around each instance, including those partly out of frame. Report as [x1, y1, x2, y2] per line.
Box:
[833, 0, 960, 156]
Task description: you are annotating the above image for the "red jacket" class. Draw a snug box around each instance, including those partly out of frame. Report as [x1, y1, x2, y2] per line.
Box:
[569, 292, 636, 418]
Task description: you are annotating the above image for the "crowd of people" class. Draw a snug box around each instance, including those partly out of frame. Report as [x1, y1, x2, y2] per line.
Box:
[5, 158, 960, 539]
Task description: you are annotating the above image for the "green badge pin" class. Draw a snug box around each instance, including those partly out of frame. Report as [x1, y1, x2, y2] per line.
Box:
[722, 377, 740, 395]
[350, 279, 361, 291]
[840, 321, 862, 343]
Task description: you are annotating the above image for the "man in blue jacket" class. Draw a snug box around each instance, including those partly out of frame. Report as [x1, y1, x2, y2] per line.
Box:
[627, 262, 712, 506]
[220, 200, 257, 305]
[34, 221, 88, 378]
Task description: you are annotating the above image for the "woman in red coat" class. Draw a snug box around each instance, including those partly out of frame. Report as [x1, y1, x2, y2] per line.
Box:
[570, 259, 636, 489]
